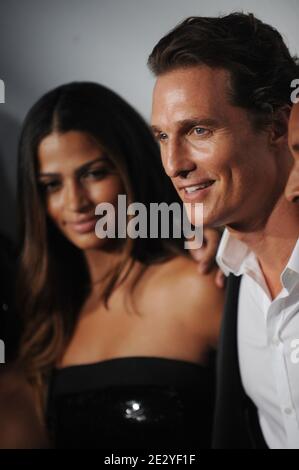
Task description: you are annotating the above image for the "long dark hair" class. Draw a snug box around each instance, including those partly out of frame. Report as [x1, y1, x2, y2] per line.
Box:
[17, 82, 184, 414]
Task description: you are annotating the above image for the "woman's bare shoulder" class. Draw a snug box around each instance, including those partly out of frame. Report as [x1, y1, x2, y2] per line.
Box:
[157, 254, 221, 292]
[152, 255, 225, 347]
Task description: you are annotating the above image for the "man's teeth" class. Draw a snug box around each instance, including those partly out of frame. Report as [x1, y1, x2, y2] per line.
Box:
[185, 182, 214, 193]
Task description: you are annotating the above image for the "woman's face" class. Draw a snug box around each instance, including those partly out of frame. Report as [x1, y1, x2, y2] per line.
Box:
[38, 131, 125, 250]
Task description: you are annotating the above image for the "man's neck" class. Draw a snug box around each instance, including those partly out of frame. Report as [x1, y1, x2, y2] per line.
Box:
[227, 196, 299, 299]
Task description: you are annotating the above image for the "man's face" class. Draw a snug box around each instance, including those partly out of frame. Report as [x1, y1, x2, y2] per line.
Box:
[285, 103, 299, 202]
[151, 66, 287, 230]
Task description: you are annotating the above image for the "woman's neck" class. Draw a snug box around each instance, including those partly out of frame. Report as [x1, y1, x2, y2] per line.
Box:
[84, 244, 124, 286]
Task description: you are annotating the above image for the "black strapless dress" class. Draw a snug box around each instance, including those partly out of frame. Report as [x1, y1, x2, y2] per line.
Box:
[46, 355, 216, 449]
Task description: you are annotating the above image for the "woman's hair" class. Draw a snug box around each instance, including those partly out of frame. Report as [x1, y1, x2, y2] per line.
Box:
[148, 12, 299, 130]
[17, 81, 184, 414]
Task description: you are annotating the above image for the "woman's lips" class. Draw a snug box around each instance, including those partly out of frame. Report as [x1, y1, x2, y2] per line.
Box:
[68, 217, 97, 234]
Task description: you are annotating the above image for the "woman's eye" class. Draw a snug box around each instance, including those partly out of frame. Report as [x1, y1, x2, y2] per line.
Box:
[40, 181, 61, 193]
[83, 168, 108, 180]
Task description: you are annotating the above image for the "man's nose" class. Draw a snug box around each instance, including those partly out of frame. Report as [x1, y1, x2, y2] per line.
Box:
[285, 165, 299, 203]
[161, 139, 196, 179]
[64, 179, 90, 211]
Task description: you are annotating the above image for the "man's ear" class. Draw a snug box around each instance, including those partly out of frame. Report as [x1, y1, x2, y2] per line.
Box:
[269, 105, 291, 144]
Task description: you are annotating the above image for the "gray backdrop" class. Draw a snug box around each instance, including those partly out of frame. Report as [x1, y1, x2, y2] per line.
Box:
[1, 0, 299, 239]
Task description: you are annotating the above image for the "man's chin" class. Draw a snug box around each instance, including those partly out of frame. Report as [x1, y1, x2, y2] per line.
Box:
[200, 211, 222, 229]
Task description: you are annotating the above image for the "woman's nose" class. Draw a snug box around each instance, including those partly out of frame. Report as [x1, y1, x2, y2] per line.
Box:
[64, 179, 90, 211]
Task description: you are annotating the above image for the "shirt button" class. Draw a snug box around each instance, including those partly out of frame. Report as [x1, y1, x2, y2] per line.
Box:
[2, 303, 8, 311]
[284, 407, 293, 415]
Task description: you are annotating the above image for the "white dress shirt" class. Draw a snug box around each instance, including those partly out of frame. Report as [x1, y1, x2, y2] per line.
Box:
[216, 229, 299, 449]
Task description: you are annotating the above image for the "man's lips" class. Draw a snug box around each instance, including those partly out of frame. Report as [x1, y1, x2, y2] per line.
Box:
[66, 216, 97, 234]
[178, 179, 216, 202]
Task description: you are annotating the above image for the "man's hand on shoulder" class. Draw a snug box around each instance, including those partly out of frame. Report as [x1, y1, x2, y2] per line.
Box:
[189, 227, 226, 288]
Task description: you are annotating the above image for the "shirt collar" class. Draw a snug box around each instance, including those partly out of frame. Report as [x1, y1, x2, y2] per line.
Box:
[216, 228, 253, 277]
[281, 238, 299, 291]
[217, 228, 299, 292]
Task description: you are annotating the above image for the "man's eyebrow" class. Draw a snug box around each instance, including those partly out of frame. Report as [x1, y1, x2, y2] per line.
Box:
[151, 117, 220, 133]
[151, 125, 162, 134]
[38, 156, 108, 178]
[177, 118, 220, 132]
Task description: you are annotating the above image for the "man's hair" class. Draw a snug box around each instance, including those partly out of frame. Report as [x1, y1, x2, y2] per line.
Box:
[148, 12, 299, 129]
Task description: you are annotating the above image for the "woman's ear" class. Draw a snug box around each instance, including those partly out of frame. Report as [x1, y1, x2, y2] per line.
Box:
[269, 105, 291, 145]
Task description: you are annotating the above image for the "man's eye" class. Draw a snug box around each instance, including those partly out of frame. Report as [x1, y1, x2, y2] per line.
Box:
[192, 127, 209, 136]
[157, 132, 168, 142]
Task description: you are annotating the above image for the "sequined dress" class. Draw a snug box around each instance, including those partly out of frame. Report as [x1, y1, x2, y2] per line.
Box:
[46, 355, 215, 449]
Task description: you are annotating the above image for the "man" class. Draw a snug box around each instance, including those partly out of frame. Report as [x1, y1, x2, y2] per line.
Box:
[149, 13, 299, 449]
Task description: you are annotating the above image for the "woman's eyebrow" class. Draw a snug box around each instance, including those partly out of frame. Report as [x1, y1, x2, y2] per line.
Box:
[75, 156, 109, 176]
[38, 156, 108, 178]
[38, 172, 60, 178]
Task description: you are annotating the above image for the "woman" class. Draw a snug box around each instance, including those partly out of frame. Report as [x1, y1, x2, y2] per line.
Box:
[17, 82, 224, 448]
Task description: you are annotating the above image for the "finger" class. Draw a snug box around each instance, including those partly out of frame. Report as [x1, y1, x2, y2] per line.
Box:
[215, 269, 226, 288]
[199, 232, 221, 270]
[197, 262, 212, 275]
[190, 248, 205, 262]
[203, 228, 222, 247]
